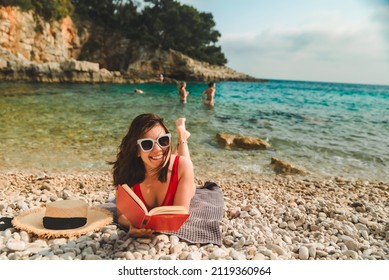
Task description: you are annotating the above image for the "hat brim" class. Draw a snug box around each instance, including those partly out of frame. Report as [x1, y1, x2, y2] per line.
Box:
[12, 206, 113, 238]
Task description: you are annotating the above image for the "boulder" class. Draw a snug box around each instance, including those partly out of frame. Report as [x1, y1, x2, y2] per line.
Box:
[216, 133, 235, 146]
[234, 136, 271, 149]
[270, 157, 308, 175]
[216, 133, 270, 150]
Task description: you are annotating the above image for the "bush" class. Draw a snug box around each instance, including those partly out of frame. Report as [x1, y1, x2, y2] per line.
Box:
[0, 0, 74, 21]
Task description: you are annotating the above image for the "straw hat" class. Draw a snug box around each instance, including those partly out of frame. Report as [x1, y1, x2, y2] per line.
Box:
[12, 200, 113, 238]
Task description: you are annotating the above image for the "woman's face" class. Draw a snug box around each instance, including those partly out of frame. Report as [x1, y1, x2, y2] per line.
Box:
[138, 124, 169, 171]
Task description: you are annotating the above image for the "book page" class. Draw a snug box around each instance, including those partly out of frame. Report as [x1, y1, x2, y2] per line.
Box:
[149, 205, 188, 215]
[121, 184, 148, 213]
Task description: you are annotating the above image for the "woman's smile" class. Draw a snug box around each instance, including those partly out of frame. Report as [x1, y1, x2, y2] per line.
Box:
[149, 154, 163, 161]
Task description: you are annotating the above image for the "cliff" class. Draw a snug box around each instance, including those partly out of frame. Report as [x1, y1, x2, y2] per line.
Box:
[0, 6, 262, 84]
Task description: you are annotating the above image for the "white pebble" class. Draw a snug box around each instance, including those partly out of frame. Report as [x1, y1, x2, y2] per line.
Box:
[299, 246, 309, 260]
[343, 250, 359, 260]
[6, 240, 26, 251]
[187, 251, 202, 260]
[210, 248, 228, 259]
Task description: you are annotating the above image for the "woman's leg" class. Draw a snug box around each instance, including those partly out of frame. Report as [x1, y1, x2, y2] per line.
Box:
[175, 118, 196, 196]
[175, 118, 191, 161]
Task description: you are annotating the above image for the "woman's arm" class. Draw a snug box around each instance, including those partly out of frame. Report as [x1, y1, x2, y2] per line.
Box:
[173, 156, 195, 210]
[178, 88, 184, 98]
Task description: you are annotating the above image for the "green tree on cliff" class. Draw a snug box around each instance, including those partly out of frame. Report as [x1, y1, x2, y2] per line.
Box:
[74, 0, 227, 65]
[72, 0, 139, 29]
[139, 0, 226, 65]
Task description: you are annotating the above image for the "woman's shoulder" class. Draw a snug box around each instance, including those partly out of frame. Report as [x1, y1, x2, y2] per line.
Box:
[168, 154, 182, 164]
[168, 154, 180, 169]
[175, 155, 192, 171]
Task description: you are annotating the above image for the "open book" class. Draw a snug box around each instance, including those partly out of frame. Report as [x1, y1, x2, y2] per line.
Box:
[116, 184, 189, 232]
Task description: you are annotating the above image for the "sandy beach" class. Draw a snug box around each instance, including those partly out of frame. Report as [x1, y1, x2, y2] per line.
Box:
[0, 170, 387, 260]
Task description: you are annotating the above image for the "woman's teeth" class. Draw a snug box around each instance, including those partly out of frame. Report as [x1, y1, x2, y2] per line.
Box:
[151, 155, 163, 160]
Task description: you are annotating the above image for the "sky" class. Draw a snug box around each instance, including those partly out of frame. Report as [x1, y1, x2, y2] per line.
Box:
[177, 0, 389, 85]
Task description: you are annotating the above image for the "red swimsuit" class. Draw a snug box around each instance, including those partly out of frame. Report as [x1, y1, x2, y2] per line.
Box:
[133, 156, 180, 211]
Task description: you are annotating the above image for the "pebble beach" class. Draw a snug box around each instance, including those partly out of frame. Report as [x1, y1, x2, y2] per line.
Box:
[0, 171, 387, 260]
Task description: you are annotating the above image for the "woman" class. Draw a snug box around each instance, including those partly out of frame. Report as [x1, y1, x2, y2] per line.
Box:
[111, 113, 195, 235]
[178, 81, 190, 103]
[201, 82, 216, 106]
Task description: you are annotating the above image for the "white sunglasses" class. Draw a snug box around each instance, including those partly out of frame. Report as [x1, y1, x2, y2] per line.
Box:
[137, 133, 171, 152]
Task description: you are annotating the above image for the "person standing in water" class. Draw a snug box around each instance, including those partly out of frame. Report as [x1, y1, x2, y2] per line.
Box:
[178, 81, 190, 103]
[201, 82, 216, 107]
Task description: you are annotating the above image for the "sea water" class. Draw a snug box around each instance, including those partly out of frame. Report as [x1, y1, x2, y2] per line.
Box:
[1, 80, 388, 181]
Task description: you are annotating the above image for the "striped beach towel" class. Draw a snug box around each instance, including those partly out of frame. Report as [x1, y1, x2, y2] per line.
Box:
[173, 182, 224, 245]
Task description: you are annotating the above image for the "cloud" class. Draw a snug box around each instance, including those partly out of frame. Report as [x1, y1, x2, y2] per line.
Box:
[369, 1, 389, 44]
[220, 11, 389, 84]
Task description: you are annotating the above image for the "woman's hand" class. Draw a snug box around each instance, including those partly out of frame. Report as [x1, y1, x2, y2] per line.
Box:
[128, 226, 154, 238]
[118, 213, 154, 237]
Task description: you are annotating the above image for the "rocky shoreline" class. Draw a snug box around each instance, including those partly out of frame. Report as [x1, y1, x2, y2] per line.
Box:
[0, 47, 262, 84]
[0, 171, 387, 260]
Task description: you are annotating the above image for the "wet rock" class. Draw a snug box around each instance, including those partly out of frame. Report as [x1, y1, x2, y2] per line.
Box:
[270, 157, 308, 175]
[216, 133, 270, 150]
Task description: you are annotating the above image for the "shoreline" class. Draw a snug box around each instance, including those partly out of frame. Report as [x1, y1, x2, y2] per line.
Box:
[1, 166, 388, 185]
[0, 170, 388, 260]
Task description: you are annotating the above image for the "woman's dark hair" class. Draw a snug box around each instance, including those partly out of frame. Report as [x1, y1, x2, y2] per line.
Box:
[110, 113, 171, 186]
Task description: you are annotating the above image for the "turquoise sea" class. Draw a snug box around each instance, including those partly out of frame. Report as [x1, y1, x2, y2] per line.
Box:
[1, 80, 388, 182]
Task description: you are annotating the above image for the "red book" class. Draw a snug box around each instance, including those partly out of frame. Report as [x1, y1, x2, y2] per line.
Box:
[116, 184, 189, 232]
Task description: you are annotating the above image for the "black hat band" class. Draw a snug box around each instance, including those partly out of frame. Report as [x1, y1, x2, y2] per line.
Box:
[43, 217, 87, 229]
